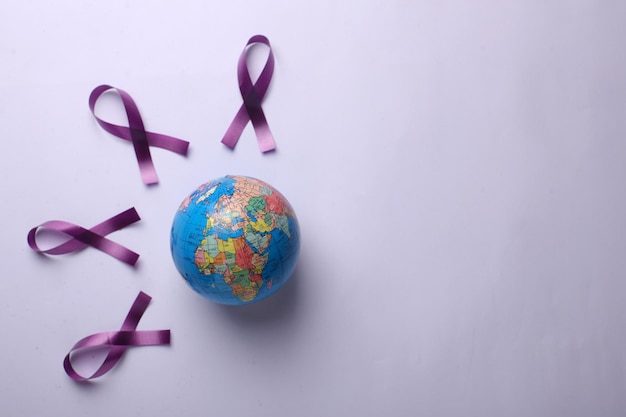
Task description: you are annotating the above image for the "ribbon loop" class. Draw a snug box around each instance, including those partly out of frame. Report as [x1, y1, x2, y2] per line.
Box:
[27, 207, 141, 266]
[89, 85, 189, 185]
[64, 291, 171, 382]
[221, 35, 277, 152]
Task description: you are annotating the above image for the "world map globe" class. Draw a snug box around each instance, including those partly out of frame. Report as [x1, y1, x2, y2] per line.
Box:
[170, 175, 300, 305]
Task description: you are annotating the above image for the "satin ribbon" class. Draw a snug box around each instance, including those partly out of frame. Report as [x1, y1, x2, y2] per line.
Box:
[221, 35, 277, 152]
[63, 291, 171, 382]
[89, 85, 189, 185]
[27, 207, 141, 266]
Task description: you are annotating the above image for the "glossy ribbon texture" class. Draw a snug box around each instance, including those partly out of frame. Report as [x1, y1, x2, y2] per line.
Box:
[221, 35, 277, 152]
[27, 207, 141, 266]
[89, 85, 189, 185]
[64, 291, 171, 382]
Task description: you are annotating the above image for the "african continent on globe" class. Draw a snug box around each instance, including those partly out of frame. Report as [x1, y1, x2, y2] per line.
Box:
[170, 175, 300, 305]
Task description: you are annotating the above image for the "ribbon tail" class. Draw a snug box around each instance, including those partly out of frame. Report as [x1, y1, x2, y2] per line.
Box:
[221, 105, 251, 149]
[137, 158, 159, 185]
[255, 124, 276, 153]
[244, 90, 276, 152]
[247, 104, 276, 152]
[146, 132, 190, 155]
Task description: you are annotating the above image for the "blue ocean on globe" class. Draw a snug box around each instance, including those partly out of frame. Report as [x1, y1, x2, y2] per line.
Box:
[170, 175, 300, 305]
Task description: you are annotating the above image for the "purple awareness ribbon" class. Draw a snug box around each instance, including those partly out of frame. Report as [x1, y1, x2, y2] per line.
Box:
[221, 35, 277, 152]
[27, 207, 141, 266]
[89, 85, 189, 185]
[64, 291, 171, 382]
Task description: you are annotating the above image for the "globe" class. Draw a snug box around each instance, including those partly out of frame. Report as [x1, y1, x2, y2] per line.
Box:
[170, 175, 301, 305]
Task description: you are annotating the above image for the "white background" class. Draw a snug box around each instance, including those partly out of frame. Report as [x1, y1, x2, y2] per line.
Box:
[1, 1, 626, 415]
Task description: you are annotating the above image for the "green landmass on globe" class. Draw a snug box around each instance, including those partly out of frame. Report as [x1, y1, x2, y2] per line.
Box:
[170, 175, 300, 305]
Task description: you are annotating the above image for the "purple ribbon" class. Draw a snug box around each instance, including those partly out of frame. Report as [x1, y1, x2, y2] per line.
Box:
[89, 85, 189, 185]
[221, 35, 277, 152]
[27, 207, 141, 266]
[64, 291, 171, 382]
